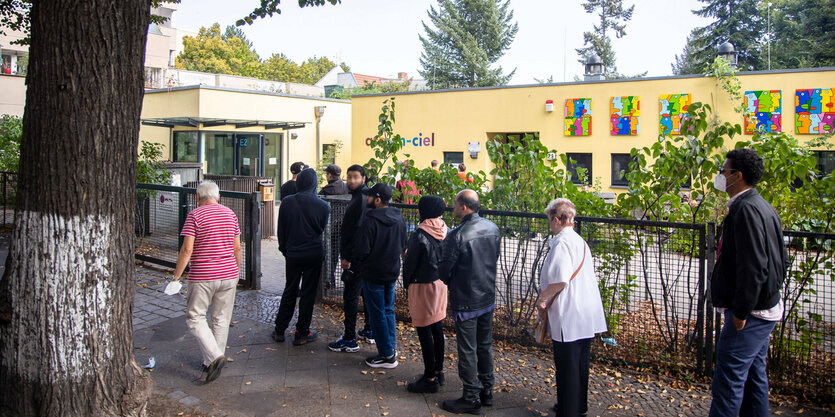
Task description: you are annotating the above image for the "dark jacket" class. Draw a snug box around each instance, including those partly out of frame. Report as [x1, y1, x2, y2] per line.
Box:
[340, 184, 370, 263]
[279, 180, 297, 200]
[319, 179, 349, 196]
[711, 189, 789, 321]
[403, 229, 443, 289]
[353, 206, 407, 284]
[438, 213, 501, 312]
[277, 169, 330, 258]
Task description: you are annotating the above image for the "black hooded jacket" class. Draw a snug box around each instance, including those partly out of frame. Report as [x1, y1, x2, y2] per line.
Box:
[340, 184, 369, 263]
[277, 168, 330, 258]
[353, 206, 407, 284]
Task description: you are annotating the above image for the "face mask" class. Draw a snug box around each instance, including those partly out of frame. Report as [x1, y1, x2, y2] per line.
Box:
[713, 173, 727, 192]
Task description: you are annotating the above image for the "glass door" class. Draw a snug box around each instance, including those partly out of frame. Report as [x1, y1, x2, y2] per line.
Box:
[237, 134, 263, 177]
[205, 133, 236, 175]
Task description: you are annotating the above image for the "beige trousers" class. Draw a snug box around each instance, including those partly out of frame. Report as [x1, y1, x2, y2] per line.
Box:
[186, 279, 237, 366]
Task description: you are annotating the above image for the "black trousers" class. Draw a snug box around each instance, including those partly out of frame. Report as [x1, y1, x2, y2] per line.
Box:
[274, 253, 322, 335]
[342, 272, 370, 340]
[552, 337, 592, 417]
[416, 321, 445, 378]
[455, 311, 494, 401]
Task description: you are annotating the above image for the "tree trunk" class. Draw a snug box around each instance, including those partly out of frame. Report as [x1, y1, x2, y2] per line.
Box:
[0, 1, 152, 415]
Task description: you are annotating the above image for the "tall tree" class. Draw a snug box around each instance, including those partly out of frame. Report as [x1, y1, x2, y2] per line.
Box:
[418, 0, 519, 89]
[682, 0, 765, 72]
[175, 22, 263, 78]
[767, 0, 835, 69]
[0, 1, 340, 415]
[223, 24, 254, 49]
[671, 32, 706, 75]
[0, 0, 152, 414]
[261, 53, 344, 84]
[575, 0, 635, 79]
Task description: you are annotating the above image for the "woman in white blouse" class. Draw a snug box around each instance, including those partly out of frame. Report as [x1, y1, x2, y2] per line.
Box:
[537, 198, 607, 416]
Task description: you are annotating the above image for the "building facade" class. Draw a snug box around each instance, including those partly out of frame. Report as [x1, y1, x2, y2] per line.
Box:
[350, 68, 835, 193]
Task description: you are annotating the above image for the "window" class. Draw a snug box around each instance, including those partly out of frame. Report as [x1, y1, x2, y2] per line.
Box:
[815, 150, 835, 178]
[443, 152, 463, 165]
[173, 131, 198, 163]
[611, 153, 636, 187]
[566, 153, 593, 185]
[322, 144, 336, 165]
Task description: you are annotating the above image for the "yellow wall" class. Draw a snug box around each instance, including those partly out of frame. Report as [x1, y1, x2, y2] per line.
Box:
[138, 86, 352, 183]
[351, 69, 835, 193]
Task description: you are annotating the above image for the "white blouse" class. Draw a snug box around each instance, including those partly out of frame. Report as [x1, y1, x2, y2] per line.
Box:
[539, 227, 608, 342]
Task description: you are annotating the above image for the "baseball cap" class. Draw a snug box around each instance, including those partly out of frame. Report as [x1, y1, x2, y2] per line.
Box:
[324, 164, 341, 176]
[290, 161, 307, 174]
[362, 183, 393, 202]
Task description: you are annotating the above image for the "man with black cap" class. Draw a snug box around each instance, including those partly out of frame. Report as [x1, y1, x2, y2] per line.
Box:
[280, 161, 307, 200]
[319, 164, 349, 196]
[353, 183, 407, 368]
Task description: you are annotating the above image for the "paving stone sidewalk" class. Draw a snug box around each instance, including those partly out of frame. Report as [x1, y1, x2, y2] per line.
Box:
[134, 264, 830, 417]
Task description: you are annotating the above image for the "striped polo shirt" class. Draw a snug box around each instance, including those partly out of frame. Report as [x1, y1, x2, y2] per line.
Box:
[180, 203, 241, 281]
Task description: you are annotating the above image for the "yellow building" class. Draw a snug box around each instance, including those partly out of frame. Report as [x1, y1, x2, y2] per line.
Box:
[350, 68, 835, 193]
[140, 85, 352, 186]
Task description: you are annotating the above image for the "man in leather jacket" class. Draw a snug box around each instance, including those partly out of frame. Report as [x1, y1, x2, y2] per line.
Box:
[438, 189, 500, 415]
[709, 148, 788, 417]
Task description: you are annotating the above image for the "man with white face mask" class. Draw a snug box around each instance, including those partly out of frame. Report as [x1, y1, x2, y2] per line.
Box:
[709, 148, 789, 417]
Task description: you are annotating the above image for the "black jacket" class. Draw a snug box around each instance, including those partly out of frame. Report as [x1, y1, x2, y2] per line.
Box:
[403, 228, 444, 289]
[353, 206, 407, 284]
[438, 213, 501, 312]
[340, 184, 370, 263]
[277, 169, 330, 258]
[711, 189, 789, 321]
[319, 179, 349, 196]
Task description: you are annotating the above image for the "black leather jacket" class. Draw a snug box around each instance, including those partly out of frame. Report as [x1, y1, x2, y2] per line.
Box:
[711, 189, 789, 320]
[403, 229, 443, 289]
[438, 213, 501, 312]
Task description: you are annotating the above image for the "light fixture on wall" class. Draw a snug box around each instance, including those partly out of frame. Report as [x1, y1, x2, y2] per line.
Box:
[291, 133, 298, 139]
[468, 141, 481, 159]
[584, 54, 604, 81]
[717, 42, 738, 68]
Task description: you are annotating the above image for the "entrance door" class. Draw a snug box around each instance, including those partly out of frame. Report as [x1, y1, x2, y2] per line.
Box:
[205, 133, 236, 175]
[237, 133, 263, 177]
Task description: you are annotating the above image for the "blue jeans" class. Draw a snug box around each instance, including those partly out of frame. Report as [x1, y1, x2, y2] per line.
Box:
[709, 311, 776, 417]
[362, 281, 397, 357]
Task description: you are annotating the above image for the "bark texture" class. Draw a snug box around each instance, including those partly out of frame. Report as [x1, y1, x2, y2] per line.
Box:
[0, 0, 152, 415]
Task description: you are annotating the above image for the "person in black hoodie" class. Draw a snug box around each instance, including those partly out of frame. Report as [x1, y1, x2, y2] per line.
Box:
[709, 148, 788, 417]
[402, 196, 449, 394]
[353, 183, 407, 369]
[273, 168, 330, 346]
[328, 164, 374, 353]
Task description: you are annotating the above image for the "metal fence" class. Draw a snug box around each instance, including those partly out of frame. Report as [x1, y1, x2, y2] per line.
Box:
[135, 183, 262, 289]
[186, 174, 276, 238]
[0, 171, 17, 227]
[318, 196, 835, 403]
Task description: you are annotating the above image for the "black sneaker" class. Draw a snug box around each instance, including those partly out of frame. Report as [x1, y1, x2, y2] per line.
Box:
[358, 327, 375, 344]
[480, 390, 493, 407]
[407, 376, 440, 393]
[293, 331, 319, 346]
[272, 330, 285, 343]
[365, 354, 398, 369]
[205, 355, 226, 383]
[441, 397, 482, 415]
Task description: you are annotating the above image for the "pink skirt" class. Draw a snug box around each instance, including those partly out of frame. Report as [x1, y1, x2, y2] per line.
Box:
[408, 280, 448, 327]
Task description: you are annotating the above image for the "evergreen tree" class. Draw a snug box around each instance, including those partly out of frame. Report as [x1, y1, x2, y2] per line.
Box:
[418, 0, 518, 89]
[223, 24, 254, 49]
[575, 0, 635, 79]
[671, 32, 706, 75]
[767, 0, 835, 69]
[682, 0, 765, 72]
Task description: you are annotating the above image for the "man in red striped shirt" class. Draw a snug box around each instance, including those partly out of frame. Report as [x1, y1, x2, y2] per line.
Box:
[173, 180, 242, 383]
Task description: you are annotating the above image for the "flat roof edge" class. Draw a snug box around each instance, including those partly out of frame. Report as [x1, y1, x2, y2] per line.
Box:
[352, 66, 835, 98]
[144, 84, 351, 103]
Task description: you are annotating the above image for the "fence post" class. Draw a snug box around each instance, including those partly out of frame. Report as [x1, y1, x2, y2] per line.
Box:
[178, 190, 189, 249]
[696, 224, 707, 375]
[704, 222, 717, 377]
[245, 192, 262, 290]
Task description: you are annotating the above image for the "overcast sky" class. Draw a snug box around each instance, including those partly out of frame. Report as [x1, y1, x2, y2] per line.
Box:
[171, 0, 713, 84]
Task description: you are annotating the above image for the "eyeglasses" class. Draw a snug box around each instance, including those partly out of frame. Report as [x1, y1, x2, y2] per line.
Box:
[718, 167, 738, 174]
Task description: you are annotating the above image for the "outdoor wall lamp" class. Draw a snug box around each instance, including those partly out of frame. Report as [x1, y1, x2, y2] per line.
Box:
[584, 54, 604, 81]
[717, 42, 738, 68]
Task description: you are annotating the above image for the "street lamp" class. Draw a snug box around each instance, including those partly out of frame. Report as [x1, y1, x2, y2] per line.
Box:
[717, 42, 738, 68]
[584, 54, 604, 81]
[768, 2, 772, 70]
[314, 106, 326, 163]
